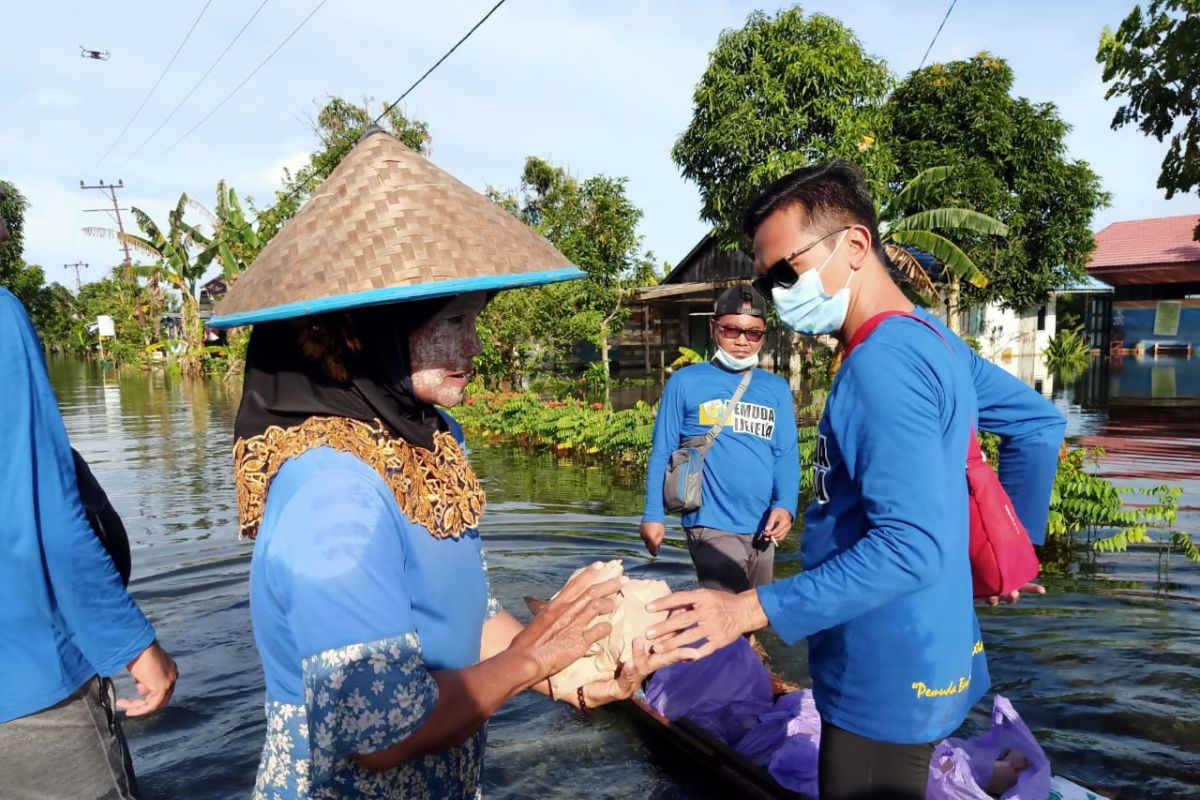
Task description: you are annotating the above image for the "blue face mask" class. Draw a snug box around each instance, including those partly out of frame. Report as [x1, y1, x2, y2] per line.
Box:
[713, 346, 759, 371]
[771, 230, 851, 336]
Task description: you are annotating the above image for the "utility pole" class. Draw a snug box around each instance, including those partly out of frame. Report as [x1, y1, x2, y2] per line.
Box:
[81, 179, 142, 322]
[63, 261, 88, 292]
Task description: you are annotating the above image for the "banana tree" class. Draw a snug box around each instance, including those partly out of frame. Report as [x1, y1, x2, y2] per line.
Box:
[202, 180, 264, 281]
[879, 166, 1009, 333]
[85, 193, 215, 372]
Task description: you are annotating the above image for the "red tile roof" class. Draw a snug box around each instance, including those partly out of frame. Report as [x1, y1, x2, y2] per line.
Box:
[1087, 214, 1200, 269]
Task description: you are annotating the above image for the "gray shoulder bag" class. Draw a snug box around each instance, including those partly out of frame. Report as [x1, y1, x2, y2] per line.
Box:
[662, 369, 752, 515]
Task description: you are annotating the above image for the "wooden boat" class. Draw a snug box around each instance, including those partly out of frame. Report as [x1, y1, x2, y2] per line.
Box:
[523, 597, 1122, 800]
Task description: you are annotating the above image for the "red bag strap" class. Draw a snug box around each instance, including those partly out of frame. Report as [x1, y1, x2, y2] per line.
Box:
[844, 310, 948, 358]
[844, 310, 987, 459]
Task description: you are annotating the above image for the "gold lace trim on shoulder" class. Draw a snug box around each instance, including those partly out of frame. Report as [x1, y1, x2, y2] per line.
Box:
[233, 416, 485, 540]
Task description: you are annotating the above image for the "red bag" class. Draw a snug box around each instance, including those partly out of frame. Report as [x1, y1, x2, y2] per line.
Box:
[845, 311, 1040, 598]
[965, 429, 1040, 597]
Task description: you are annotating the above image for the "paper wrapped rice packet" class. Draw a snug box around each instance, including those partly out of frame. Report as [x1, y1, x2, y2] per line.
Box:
[546, 560, 670, 699]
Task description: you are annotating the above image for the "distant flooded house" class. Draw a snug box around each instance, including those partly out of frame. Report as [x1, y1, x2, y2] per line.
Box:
[1085, 214, 1200, 357]
[618, 233, 809, 376]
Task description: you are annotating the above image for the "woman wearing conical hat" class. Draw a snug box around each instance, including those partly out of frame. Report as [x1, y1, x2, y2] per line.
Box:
[211, 130, 678, 799]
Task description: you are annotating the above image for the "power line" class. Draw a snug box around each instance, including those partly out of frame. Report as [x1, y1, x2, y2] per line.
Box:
[168, 0, 508, 265]
[89, 0, 215, 173]
[120, 0, 272, 169]
[151, 0, 331, 165]
[372, 0, 509, 127]
[918, 0, 959, 70]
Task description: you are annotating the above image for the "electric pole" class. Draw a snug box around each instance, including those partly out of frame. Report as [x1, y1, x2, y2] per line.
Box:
[81, 179, 142, 322]
[64, 261, 88, 292]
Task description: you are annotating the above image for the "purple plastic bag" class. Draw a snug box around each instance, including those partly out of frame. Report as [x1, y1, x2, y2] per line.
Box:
[685, 698, 771, 745]
[644, 637, 772, 720]
[763, 690, 822, 798]
[927, 695, 1051, 800]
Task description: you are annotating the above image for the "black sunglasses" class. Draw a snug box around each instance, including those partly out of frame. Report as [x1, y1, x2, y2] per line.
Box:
[714, 323, 766, 342]
[751, 226, 851, 300]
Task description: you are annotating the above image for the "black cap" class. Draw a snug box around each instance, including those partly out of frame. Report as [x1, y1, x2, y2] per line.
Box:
[714, 284, 767, 319]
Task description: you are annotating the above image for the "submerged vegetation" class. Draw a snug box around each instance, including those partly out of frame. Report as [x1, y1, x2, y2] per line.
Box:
[1043, 325, 1092, 373]
[456, 385, 1199, 574]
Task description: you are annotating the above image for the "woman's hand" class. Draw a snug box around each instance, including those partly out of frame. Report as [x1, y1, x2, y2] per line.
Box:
[644, 589, 768, 660]
[507, 562, 623, 684]
[576, 636, 690, 708]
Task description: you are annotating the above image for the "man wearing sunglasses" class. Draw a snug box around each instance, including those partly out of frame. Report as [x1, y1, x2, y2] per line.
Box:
[639, 285, 800, 596]
[646, 163, 1065, 799]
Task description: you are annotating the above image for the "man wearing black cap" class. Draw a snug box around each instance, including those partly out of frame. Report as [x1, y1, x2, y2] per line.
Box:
[639, 284, 800, 594]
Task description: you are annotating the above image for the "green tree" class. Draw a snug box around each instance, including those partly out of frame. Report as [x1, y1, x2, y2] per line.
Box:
[1, 181, 80, 349]
[202, 180, 266, 279]
[0, 180, 29, 287]
[879, 166, 1009, 332]
[484, 157, 656, 401]
[252, 97, 432, 241]
[1098, 0, 1200, 236]
[85, 193, 216, 372]
[75, 267, 146, 364]
[672, 7, 894, 246]
[888, 53, 1109, 313]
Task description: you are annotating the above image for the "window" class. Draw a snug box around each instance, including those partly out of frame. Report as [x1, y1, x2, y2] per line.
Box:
[1036, 305, 1046, 331]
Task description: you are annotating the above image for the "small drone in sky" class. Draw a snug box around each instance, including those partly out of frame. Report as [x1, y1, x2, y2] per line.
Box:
[80, 46, 110, 61]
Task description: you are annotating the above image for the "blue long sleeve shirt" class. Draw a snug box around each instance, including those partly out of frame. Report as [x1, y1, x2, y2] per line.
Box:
[0, 288, 155, 723]
[643, 362, 800, 533]
[757, 309, 1065, 744]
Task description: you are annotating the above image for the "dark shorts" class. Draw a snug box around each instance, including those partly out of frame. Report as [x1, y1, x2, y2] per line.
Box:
[818, 720, 934, 800]
[684, 526, 774, 593]
[0, 676, 140, 800]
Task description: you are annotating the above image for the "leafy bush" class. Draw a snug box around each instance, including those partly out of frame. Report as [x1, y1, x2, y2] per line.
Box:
[1044, 325, 1090, 373]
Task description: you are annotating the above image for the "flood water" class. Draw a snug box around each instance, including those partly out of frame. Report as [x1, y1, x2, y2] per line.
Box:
[47, 353, 1200, 799]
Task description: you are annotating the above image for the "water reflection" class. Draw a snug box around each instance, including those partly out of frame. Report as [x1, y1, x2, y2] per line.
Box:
[39, 356, 1200, 799]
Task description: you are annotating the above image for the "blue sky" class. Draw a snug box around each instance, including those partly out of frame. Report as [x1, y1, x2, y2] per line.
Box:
[2, 0, 1196, 289]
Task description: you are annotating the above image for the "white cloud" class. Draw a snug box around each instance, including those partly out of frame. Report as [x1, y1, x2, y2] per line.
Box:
[256, 150, 310, 191]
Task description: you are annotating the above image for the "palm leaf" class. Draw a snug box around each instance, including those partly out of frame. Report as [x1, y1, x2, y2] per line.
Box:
[888, 229, 989, 288]
[129, 207, 166, 247]
[82, 226, 163, 258]
[890, 208, 1008, 236]
[185, 196, 216, 226]
[884, 244, 941, 301]
[890, 166, 956, 215]
[218, 242, 242, 279]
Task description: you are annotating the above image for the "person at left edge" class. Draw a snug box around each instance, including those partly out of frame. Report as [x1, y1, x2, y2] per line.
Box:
[640, 284, 800, 593]
[0, 190, 178, 800]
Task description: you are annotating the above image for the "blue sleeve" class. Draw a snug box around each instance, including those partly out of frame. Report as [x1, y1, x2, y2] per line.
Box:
[758, 344, 948, 644]
[642, 371, 686, 524]
[0, 290, 154, 676]
[968, 350, 1066, 545]
[264, 460, 438, 774]
[770, 379, 800, 517]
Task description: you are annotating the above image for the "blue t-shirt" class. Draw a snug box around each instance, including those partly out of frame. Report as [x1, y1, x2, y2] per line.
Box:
[0, 288, 155, 724]
[757, 310, 1065, 744]
[250, 444, 490, 704]
[248, 415, 495, 798]
[643, 362, 800, 533]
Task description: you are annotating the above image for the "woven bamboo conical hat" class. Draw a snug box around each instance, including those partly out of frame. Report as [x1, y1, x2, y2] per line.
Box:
[209, 129, 581, 328]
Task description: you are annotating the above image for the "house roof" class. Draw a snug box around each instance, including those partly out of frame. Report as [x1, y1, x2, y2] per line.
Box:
[1087, 214, 1200, 285]
[1057, 275, 1113, 294]
[662, 232, 754, 285]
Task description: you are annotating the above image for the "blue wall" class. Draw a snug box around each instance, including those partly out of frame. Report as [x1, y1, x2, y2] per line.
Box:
[1112, 299, 1200, 347]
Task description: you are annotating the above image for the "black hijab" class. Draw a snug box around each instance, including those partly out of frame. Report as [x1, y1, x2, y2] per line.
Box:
[233, 299, 452, 451]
